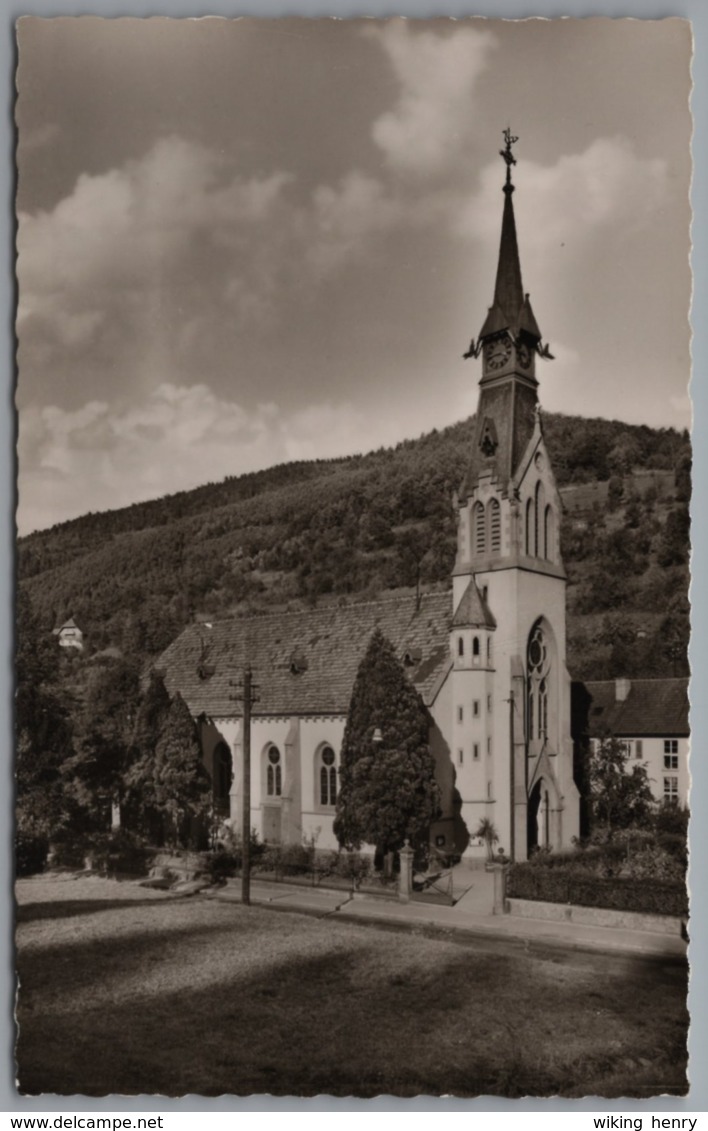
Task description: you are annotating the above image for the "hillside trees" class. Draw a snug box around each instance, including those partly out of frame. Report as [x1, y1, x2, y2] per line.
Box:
[62, 658, 142, 831]
[334, 629, 440, 861]
[18, 412, 691, 677]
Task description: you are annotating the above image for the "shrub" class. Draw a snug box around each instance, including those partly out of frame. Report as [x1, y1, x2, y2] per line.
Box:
[507, 863, 687, 917]
[48, 829, 152, 876]
[206, 828, 264, 881]
[16, 832, 48, 877]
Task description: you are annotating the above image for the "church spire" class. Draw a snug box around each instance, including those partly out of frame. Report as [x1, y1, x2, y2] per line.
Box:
[489, 129, 524, 330]
[464, 129, 547, 358]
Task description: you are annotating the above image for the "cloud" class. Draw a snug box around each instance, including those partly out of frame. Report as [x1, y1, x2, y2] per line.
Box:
[18, 135, 292, 311]
[455, 136, 668, 250]
[307, 171, 407, 275]
[365, 20, 497, 177]
[16, 136, 296, 409]
[17, 383, 409, 535]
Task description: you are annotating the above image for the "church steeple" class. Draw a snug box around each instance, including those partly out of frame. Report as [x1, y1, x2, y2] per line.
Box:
[464, 129, 549, 363]
[460, 130, 553, 498]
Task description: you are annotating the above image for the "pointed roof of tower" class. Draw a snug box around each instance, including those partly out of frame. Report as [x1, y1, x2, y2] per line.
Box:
[452, 579, 497, 630]
[478, 131, 542, 344]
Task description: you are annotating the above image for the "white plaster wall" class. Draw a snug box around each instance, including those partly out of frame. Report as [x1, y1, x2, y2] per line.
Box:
[477, 566, 579, 851]
[299, 716, 346, 851]
[603, 736, 690, 807]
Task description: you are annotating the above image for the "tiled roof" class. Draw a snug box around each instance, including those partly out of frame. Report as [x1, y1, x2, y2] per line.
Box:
[572, 678, 689, 739]
[452, 579, 497, 629]
[156, 592, 454, 719]
[53, 618, 81, 635]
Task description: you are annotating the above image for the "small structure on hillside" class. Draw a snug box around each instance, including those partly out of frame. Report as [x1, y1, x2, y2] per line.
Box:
[53, 618, 84, 652]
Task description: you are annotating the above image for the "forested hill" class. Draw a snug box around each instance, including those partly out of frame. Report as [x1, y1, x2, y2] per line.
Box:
[18, 412, 691, 681]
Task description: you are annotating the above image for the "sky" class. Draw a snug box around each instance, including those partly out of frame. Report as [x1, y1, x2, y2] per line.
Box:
[15, 16, 693, 535]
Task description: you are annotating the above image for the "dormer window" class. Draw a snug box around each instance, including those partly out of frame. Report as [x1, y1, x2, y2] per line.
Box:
[290, 647, 308, 675]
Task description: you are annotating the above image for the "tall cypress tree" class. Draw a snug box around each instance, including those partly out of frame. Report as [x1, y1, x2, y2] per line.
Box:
[152, 692, 211, 847]
[334, 628, 440, 857]
[124, 670, 173, 838]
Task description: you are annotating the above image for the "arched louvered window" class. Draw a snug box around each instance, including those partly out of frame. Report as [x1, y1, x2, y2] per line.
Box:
[534, 482, 545, 557]
[526, 498, 533, 556]
[318, 745, 337, 807]
[473, 501, 486, 555]
[488, 498, 501, 553]
[544, 504, 554, 561]
[266, 746, 282, 798]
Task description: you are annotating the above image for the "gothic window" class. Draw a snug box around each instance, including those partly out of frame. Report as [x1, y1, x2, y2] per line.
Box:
[266, 745, 282, 798]
[525, 498, 533, 556]
[544, 504, 554, 560]
[534, 482, 545, 557]
[527, 622, 551, 746]
[473, 636, 480, 659]
[318, 745, 337, 807]
[474, 502, 486, 555]
[488, 498, 501, 553]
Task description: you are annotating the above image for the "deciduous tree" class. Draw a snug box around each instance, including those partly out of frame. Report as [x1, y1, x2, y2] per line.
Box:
[587, 735, 654, 836]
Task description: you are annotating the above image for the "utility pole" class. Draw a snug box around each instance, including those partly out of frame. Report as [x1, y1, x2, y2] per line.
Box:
[506, 690, 516, 862]
[230, 663, 259, 906]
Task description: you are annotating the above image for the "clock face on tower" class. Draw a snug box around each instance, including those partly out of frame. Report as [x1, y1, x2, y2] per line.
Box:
[484, 336, 511, 371]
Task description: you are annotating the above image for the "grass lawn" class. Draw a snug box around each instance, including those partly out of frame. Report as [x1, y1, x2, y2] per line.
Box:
[15, 875, 688, 1098]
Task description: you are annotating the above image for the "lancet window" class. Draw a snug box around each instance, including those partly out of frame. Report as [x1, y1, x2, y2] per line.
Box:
[527, 622, 550, 745]
[318, 745, 337, 807]
[266, 745, 282, 797]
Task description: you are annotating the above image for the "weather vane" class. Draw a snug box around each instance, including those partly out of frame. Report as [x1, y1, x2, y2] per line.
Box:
[499, 127, 519, 188]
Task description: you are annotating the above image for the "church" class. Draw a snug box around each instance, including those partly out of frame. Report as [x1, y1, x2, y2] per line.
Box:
[158, 132, 581, 864]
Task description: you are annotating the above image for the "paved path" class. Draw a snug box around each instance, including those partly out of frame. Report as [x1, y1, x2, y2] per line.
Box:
[206, 874, 686, 961]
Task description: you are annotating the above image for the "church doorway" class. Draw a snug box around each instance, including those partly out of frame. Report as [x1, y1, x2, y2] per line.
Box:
[527, 779, 550, 855]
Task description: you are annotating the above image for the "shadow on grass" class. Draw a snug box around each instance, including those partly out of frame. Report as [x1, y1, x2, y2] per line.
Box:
[16, 897, 179, 924]
[16, 905, 689, 1100]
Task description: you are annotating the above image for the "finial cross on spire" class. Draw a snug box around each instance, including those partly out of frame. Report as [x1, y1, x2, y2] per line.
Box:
[500, 127, 519, 190]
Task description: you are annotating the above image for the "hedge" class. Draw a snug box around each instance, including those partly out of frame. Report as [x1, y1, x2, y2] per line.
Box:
[507, 864, 688, 918]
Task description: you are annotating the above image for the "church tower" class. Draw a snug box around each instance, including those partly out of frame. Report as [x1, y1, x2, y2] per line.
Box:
[452, 130, 579, 862]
